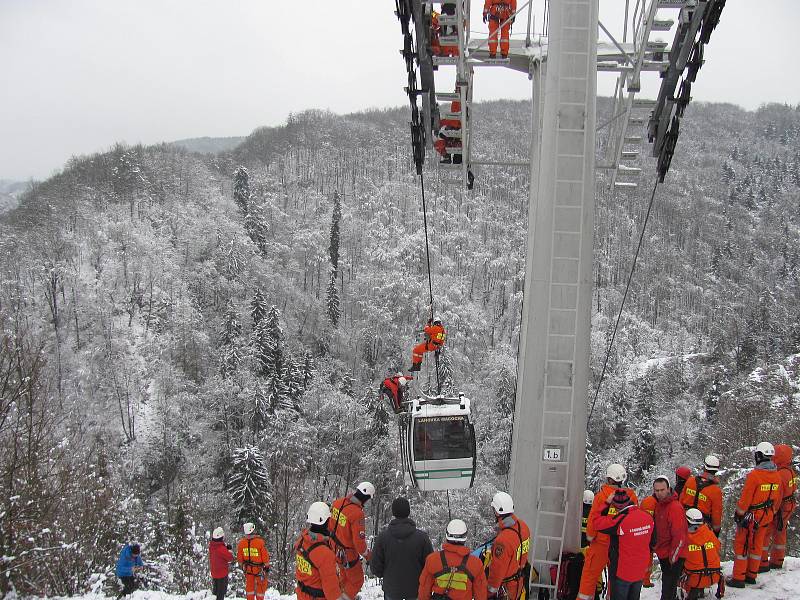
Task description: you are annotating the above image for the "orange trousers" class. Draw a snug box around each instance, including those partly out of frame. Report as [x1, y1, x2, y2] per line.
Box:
[340, 562, 364, 599]
[244, 571, 268, 600]
[488, 19, 511, 56]
[761, 515, 791, 568]
[577, 541, 607, 600]
[732, 523, 769, 581]
[412, 341, 441, 366]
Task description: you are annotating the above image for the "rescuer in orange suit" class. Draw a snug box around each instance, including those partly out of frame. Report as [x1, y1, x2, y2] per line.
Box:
[681, 509, 724, 600]
[726, 441, 784, 588]
[410, 317, 446, 371]
[419, 519, 488, 600]
[679, 454, 723, 535]
[329, 482, 375, 600]
[431, 11, 458, 57]
[295, 502, 346, 600]
[760, 443, 798, 571]
[380, 373, 414, 413]
[482, 0, 516, 58]
[576, 464, 638, 600]
[486, 492, 531, 600]
[237, 522, 270, 600]
[639, 491, 658, 588]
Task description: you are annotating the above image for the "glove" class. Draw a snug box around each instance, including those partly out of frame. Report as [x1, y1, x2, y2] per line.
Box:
[226, 544, 232, 550]
[482, 11, 488, 23]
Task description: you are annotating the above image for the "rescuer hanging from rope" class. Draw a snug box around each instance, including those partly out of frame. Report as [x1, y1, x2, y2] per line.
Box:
[409, 316, 446, 372]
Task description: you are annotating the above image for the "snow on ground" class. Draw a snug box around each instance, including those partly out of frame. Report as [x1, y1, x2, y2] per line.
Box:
[21, 559, 800, 600]
[640, 557, 800, 600]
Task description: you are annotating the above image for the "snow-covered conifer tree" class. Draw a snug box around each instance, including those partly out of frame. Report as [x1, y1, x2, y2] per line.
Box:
[228, 445, 272, 527]
[326, 192, 341, 326]
[233, 166, 251, 214]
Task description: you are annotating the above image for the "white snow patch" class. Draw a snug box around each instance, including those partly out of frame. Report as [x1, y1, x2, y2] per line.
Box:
[628, 352, 706, 381]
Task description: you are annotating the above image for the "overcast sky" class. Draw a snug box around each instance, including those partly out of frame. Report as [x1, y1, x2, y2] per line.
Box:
[1, 0, 799, 181]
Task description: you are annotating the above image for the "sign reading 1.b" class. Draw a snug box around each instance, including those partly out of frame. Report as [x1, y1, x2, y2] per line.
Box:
[543, 446, 562, 461]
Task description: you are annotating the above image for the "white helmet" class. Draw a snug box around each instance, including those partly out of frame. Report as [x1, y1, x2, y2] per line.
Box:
[756, 442, 775, 456]
[446, 518, 468, 542]
[243, 522, 255, 535]
[704, 455, 720, 472]
[606, 464, 627, 483]
[356, 481, 376, 498]
[583, 490, 595, 505]
[491, 491, 514, 515]
[686, 508, 704, 527]
[212, 527, 225, 540]
[307, 501, 331, 525]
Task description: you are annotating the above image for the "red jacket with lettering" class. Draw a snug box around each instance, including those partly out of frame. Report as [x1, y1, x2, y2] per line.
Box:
[586, 485, 639, 546]
[594, 504, 654, 583]
[653, 492, 688, 563]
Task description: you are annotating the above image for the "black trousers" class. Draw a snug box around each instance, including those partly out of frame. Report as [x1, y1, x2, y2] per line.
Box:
[117, 576, 138, 598]
[212, 576, 229, 600]
[658, 558, 685, 600]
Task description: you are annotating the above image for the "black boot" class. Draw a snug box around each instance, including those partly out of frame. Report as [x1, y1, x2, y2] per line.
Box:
[745, 576, 757, 584]
[726, 578, 745, 588]
[409, 363, 421, 372]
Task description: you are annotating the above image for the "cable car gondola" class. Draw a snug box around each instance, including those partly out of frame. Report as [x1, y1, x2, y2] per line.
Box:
[402, 392, 476, 491]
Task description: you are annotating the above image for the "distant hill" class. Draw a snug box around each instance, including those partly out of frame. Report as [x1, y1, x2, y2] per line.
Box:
[0, 178, 30, 214]
[169, 135, 244, 154]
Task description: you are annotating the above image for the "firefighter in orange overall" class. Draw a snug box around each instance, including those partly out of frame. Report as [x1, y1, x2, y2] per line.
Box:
[435, 90, 463, 164]
[329, 482, 375, 600]
[576, 464, 638, 600]
[410, 317, 446, 372]
[487, 492, 531, 600]
[295, 502, 345, 600]
[681, 509, 724, 600]
[639, 490, 658, 588]
[482, 0, 516, 58]
[237, 522, 270, 600]
[726, 441, 784, 588]
[431, 11, 458, 57]
[761, 443, 798, 571]
[679, 455, 723, 535]
[419, 519, 488, 600]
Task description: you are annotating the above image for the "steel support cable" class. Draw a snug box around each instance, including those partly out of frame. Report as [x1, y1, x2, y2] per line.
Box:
[588, 177, 660, 421]
[418, 173, 441, 394]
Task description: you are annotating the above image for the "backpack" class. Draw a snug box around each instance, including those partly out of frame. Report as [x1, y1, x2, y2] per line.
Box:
[548, 552, 583, 600]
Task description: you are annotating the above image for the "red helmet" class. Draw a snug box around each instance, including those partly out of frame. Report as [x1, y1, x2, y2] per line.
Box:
[675, 466, 691, 480]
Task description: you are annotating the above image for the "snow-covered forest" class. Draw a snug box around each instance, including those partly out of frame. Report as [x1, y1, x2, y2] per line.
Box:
[1, 99, 799, 596]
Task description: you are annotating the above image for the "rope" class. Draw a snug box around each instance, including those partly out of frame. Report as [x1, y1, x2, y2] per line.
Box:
[419, 174, 441, 393]
[588, 177, 660, 421]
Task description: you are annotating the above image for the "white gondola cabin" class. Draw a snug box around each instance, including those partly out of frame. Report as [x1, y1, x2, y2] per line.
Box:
[403, 393, 476, 491]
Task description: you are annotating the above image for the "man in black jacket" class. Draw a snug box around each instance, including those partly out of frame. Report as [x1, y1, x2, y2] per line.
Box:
[370, 497, 434, 600]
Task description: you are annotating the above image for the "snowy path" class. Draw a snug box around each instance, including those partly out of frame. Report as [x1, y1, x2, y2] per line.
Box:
[29, 558, 800, 600]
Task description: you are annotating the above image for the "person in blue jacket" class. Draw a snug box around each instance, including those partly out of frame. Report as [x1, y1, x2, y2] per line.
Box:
[115, 542, 144, 598]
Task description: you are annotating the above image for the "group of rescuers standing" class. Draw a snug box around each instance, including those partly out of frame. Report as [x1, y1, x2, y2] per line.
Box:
[114, 441, 797, 600]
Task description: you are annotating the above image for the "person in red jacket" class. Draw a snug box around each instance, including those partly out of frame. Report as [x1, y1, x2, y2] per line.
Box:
[410, 318, 446, 372]
[380, 373, 413, 413]
[482, 0, 516, 58]
[761, 443, 798, 571]
[296, 502, 345, 600]
[679, 455, 723, 535]
[639, 493, 657, 588]
[577, 464, 638, 600]
[728, 442, 783, 588]
[419, 519, 488, 600]
[652, 475, 688, 600]
[486, 492, 530, 600]
[237, 522, 270, 600]
[329, 482, 375, 600]
[210, 527, 235, 600]
[593, 488, 654, 600]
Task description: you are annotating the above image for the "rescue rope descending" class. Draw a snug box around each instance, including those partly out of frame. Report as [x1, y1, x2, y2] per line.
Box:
[589, 177, 660, 421]
[418, 173, 441, 394]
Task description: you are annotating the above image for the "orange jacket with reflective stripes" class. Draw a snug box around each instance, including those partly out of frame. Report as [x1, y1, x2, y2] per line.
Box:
[294, 530, 341, 600]
[640, 494, 657, 516]
[679, 473, 723, 532]
[736, 462, 783, 526]
[774, 444, 798, 518]
[419, 543, 488, 600]
[683, 524, 721, 589]
[487, 514, 530, 590]
[586, 485, 638, 545]
[329, 496, 368, 562]
[237, 535, 270, 578]
[424, 323, 446, 348]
